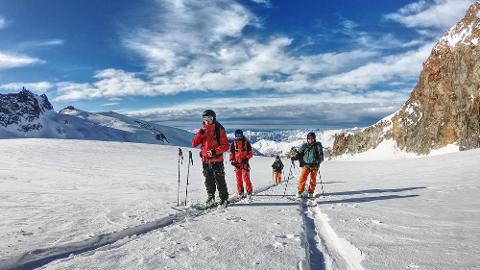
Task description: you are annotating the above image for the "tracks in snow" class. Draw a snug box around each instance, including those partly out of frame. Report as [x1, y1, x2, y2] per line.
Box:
[0, 183, 278, 270]
[302, 199, 365, 270]
[1, 182, 363, 270]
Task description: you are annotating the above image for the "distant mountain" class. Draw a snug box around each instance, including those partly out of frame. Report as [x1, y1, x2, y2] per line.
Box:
[332, 2, 480, 158]
[0, 89, 194, 147]
[238, 128, 359, 157]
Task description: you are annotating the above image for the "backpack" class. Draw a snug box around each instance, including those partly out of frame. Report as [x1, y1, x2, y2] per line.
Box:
[298, 142, 323, 167]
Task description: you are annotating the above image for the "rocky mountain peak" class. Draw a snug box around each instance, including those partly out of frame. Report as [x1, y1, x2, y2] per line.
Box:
[434, 1, 480, 50]
[0, 88, 54, 132]
[332, 2, 480, 157]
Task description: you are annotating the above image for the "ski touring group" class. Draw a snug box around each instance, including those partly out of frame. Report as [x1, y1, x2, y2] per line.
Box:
[184, 109, 324, 210]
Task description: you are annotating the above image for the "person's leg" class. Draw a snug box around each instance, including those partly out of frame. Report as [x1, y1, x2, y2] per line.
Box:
[297, 167, 310, 193]
[308, 167, 318, 194]
[274, 172, 281, 184]
[235, 168, 244, 194]
[213, 162, 229, 202]
[203, 163, 216, 200]
[243, 168, 253, 194]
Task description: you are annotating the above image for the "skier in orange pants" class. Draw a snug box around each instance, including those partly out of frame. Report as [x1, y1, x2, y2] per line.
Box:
[271, 155, 284, 185]
[291, 132, 324, 199]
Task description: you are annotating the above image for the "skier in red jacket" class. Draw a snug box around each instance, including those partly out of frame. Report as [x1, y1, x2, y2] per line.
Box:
[192, 110, 230, 207]
[229, 129, 253, 198]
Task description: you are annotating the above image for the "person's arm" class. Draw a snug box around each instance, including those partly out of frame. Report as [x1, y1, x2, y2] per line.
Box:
[214, 127, 230, 155]
[246, 141, 253, 159]
[229, 142, 235, 161]
[192, 128, 205, 147]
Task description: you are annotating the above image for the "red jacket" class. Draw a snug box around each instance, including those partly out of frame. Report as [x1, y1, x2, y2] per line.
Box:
[192, 121, 229, 163]
[229, 138, 253, 164]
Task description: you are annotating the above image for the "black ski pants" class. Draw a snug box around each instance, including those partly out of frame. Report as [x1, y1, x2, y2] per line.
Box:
[203, 161, 229, 201]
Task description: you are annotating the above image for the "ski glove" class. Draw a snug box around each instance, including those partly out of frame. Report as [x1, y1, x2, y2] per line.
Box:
[241, 158, 248, 164]
[199, 128, 206, 135]
[207, 149, 216, 157]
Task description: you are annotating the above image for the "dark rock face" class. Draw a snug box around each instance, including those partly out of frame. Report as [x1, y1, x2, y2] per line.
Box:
[332, 2, 480, 156]
[0, 88, 53, 132]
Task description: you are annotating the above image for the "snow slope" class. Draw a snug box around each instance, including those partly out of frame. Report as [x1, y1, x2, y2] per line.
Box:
[0, 139, 479, 269]
[0, 107, 193, 147]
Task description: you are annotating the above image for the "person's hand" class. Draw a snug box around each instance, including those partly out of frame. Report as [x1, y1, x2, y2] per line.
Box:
[199, 128, 206, 135]
[206, 149, 216, 157]
[242, 158, 248, 164]
[230, 159, 236, 166]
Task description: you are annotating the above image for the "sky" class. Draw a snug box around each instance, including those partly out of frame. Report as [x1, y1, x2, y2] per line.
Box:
[0, 0, 474, 130]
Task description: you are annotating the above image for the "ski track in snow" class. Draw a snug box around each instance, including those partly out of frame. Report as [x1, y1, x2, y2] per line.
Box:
[1, 184, 289, 270]
[305, 199, 364, 270]
[0, 179, 359, 270]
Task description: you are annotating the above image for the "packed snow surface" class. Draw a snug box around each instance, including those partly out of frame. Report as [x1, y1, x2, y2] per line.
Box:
[0, 139, 479, 270]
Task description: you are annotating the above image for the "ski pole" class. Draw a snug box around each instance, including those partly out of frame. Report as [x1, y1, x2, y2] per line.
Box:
[184, 151, 193, 206]
[177, 148, 184, 206]
[282, 159, 295, 197]
[318, 164, 325, 197]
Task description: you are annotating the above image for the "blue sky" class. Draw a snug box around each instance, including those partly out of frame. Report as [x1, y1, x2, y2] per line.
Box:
[0, 0, 474, 130]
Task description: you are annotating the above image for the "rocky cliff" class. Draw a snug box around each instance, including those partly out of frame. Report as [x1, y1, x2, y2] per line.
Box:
[332, 2, 480, 156]
[0, 88, 53, 133]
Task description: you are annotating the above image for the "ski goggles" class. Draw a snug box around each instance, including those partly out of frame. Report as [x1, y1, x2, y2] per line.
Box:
[202, 115, 214, 123]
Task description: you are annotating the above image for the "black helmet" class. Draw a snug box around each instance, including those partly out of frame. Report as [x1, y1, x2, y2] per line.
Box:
[307, 131, 316, 140]
[202, 109, 216, 120]
[275, 155, 280, 160]
[234, 129, 244, 140]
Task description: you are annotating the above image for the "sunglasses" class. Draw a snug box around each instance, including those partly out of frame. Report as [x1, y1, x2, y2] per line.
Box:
[202, 115, 214, 122]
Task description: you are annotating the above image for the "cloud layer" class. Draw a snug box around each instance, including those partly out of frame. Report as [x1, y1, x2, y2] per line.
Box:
[385, 0, 472, 30]
[0, 51, 44, 70]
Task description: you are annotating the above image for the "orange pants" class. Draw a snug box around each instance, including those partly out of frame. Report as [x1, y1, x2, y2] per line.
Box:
[298, 167, 318, 193]
[236, 168, 253, 193]
[274, 171, 282, 184]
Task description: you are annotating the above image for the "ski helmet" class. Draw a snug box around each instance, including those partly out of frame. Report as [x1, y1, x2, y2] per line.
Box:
[307, 131, 316, 141]
[234, 129, 244, 140]
[202, 109, 216, 120]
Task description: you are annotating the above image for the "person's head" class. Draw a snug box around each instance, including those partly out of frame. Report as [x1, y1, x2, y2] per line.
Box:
[234, 129, 244, 140]
[306, 131, 316, 144]
[275, 155, 280, 160]
[202, 109, 216, 125]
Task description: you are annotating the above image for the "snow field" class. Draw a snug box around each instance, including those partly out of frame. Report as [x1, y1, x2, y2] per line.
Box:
[1, 139, 479, 269]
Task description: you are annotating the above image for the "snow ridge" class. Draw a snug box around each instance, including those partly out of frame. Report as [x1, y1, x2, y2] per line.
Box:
[307, 202, 365, 270]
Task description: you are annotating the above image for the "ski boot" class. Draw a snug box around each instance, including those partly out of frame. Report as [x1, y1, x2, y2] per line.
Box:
[205, 197, 217, 209]
[219, 199, 229, 208]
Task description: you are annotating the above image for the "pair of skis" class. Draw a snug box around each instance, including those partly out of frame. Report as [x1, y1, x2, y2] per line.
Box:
[177, 148, 194, 207]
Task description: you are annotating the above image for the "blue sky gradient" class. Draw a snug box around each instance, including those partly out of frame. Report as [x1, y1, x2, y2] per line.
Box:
[0, 0, 473, 130]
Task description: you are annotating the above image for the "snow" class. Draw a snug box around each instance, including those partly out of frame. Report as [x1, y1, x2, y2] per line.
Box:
[0, 139, 479, 270]
[0, 107, 194, 147]
[333, 139, 460, 161]
[248, 128, 359, 157]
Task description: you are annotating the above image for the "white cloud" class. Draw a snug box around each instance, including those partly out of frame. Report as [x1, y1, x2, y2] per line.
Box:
[22, 39, 64, 47]
[250, 0, 271, 7]
[51, 0, 443, 104]
[385, 0, 472, 30]
[0, 81, 53, 93]
[0, 16, 6, 29]
[0, 51, 44, 70]
[313, 43, 434, 90]
[122, 92, 406, 127]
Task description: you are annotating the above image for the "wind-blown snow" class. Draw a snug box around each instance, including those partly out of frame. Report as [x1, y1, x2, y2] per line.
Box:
[0, 139, 479, 269]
